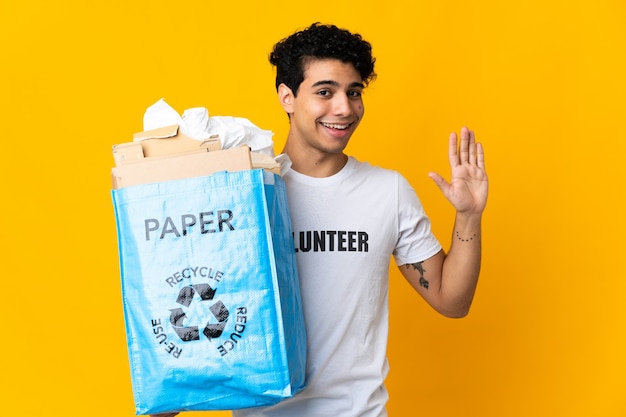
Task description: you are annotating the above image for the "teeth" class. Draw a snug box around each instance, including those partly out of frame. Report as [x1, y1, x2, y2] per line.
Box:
[322, 122, 349, 130]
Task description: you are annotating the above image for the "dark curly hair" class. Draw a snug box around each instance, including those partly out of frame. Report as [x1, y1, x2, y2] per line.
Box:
[269, 23, 376, 96]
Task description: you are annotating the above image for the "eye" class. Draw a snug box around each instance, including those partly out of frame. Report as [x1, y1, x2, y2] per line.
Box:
[348, 90, 363, 98]
[317, 90, 331, 97]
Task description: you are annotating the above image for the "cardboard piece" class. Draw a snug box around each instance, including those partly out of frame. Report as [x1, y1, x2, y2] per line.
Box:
[133, 124, 222, 157]
[111, 146, 253, 189]
[251, 152, 281, 175]
[111, 124, 281, 189]
[112, 125, 221, 166]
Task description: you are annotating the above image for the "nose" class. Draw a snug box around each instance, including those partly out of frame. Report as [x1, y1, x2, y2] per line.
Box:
[332, 93, 353, 117]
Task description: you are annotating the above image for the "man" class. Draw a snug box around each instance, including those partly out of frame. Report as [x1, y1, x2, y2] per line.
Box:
[236, 22, 487, 417]
[155, 22, 488, 417]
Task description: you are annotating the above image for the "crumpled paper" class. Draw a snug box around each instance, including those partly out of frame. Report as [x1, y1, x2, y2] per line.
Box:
[140, 98, 275, 156]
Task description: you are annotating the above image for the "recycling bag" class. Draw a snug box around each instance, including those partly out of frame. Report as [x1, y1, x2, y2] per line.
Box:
[111, 169, 306, 415]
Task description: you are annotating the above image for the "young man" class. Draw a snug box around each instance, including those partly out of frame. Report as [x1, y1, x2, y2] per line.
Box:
[235, 22, 488, 417]
[154, 22, 488, 417]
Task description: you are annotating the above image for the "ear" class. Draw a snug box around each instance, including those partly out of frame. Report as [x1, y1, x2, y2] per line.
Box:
[278, 83, 295, 114]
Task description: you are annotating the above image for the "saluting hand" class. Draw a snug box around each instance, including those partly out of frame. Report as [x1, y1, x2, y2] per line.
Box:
[428, 127, 488, 215]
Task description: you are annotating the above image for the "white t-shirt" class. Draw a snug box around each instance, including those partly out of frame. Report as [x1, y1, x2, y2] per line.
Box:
[234, 157, 441, 417]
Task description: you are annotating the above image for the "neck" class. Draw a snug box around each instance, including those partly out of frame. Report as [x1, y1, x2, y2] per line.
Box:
[282, 142, 348, 178]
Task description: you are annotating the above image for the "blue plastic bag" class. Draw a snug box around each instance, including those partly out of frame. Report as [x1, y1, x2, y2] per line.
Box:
[111, 169, 306, 415]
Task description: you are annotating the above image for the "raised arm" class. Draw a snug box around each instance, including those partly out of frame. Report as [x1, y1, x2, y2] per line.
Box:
[400, 127, 488, 317]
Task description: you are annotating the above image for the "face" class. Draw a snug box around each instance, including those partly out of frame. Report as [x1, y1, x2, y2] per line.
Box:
[279, 59, 365, 157]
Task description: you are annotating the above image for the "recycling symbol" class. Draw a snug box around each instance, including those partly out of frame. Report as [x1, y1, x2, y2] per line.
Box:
[169, 283, 229, 342]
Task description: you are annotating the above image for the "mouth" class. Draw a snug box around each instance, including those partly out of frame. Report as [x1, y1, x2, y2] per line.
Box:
[321, 121, 353, 130]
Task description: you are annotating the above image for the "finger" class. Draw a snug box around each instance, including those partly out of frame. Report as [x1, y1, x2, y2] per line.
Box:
[428, 172, 450, 195]
[449, 132, 459, 169]
[476, 142, 486, 170]
[468, 129, 477, 166]
[459, 127, 470, 164]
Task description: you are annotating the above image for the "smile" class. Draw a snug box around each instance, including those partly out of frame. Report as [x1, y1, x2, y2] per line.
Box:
[321, 122, 352, 130]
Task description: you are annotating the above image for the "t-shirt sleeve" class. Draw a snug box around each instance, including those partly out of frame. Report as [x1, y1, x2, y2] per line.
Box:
[393, 173, 442, 266]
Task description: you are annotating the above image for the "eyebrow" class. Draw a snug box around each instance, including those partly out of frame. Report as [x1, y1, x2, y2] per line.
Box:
[311, 80, 365, 89]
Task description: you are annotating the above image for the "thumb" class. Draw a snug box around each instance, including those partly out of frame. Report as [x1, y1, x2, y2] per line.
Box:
[428, 172, 448, 192]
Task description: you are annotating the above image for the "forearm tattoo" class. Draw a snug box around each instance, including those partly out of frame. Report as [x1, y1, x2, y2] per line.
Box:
[455, 231, 477, 242]
[406, 262, 429, 290]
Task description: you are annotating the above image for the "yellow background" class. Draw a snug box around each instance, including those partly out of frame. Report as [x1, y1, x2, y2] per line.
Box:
[2, 1, 624, 416]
